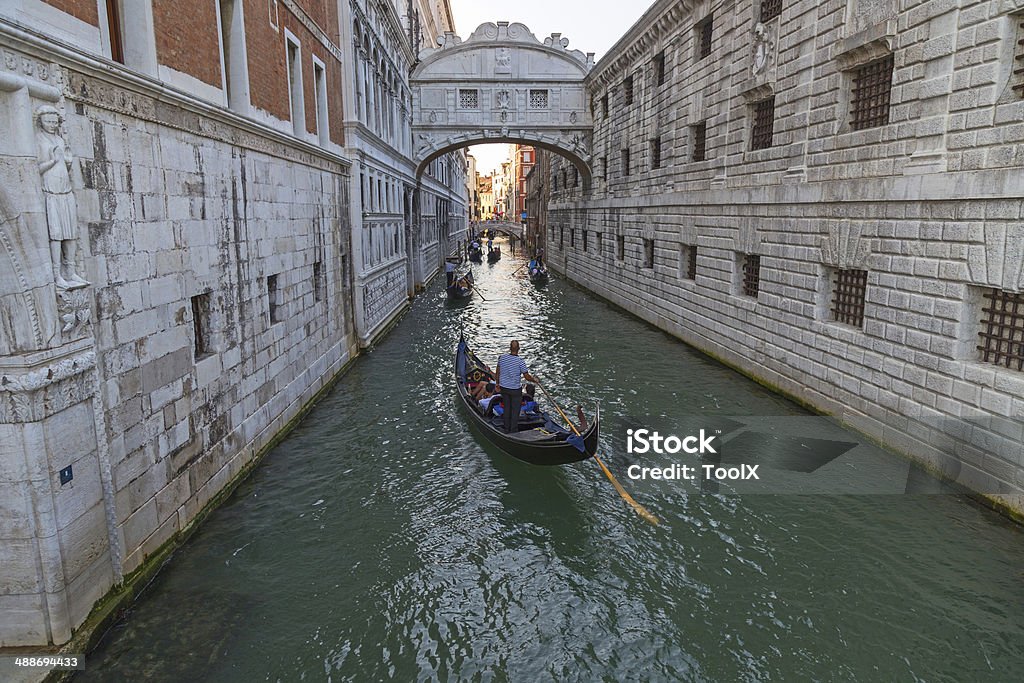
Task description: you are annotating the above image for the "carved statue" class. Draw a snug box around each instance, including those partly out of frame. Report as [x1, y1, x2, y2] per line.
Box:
[496, 89, 511, 109]
[36, 105, 88, 289]
[495, 47, 512, 71]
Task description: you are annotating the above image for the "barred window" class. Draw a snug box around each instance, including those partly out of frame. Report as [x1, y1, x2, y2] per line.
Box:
[624, 76, 634, 105]
[571, 228, 576, 247]
[1014, 19, 1024, 98]
[760, 0, 782, 22]
[529, 89, 549, 109]
[751, 96, 775, 150]
[830, 269, 868, 328]
[643, 239, 654, 268]
[741, 254, 760, 297]
[602, 94, 609, 116]
[600, 156, 607, 181]
[583, 230, 589, 252]
[622, 147, 631, 176]
[458, 89, 478, 108]
[692, 121, 707, 162]
[696, 15, 713, 60]
[654, 51, 666, 86]
[977, 288, 1024, 371]
[572, 168, 579, 188]
[616, 234, 625, 260]
[191, 292, 212, 358]
[850, 55, 894, 130]
[651, 138, 662, 169]
[560, 226, 565, 247]
[596, 233, 603, 254]
[682, 245, 697, 280]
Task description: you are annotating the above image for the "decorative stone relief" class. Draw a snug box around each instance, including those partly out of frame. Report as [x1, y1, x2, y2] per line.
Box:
[0, 349, 97, 422]
[751, 23, 775, 77]
[57, 287, 91, 337]
[35, 105, 89, 290]
[495, 89, 511, 109]
[821, 221, 873, 270]
[495, 48, 512, 74]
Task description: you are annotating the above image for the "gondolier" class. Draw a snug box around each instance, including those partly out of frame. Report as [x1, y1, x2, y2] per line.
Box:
[445, 258, 457, 286]
[495, 340, 538, 433]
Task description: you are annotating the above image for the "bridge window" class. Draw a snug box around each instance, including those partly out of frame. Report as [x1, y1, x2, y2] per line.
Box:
[849, 54, 894, 130]
[696, 15, 713, 61]
[459, 89, 479, 108]
[750, 96, 775, 150]
[691, 121, 707, 161]
[621, 147, 631, 176]
[654, 51, 666, 87]
[623, 76, 634, 105]
[529, 89, 549, 108]
[760, 0, 782, 22]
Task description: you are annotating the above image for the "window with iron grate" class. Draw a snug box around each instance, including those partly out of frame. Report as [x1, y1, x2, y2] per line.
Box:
[624, 76, 634, 105]
[691, 121, 707, 161]
[696, 15, 713, 61]
[977, 288, 1024, 371]
[602, 93, 609, 116]
[529, 89, 549, 108]
[681, 245, 697, 280]
[643, 239, 654, 268]
[313, 260, 324, 302]
[651, 138, 662, 169]
[458, 89, 478, 108]
[571, 228, 576, 247]
[596, 233, 602, 255]
[751, 96, 775, 150]
[850, 55, 894, 130]
[760, 0, 782, 22]
[830, 269, 868, 328]
[1013, 18, 1024, 98]
[654, 51, 666, 86]
[583, 230, 588, 252]
[622, 147, 631, 176]
[616, 234, 625, 261]
[741, 254, 761, 297]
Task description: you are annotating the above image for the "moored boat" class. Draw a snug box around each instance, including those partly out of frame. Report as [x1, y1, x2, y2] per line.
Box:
[455, 336, 599, 465]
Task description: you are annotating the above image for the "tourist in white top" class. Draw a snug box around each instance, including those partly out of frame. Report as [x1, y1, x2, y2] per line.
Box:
[495, 340, 538, 433]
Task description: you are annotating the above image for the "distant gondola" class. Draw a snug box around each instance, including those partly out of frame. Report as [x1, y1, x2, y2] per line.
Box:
[467, 243, 482, 262]
[447, 271, 474, 300]
[455, 335, 599, 465]
[529, 268, 549, 285]
[487, 247, 501, 263]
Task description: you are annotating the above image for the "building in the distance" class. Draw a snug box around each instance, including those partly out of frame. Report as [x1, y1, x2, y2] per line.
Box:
[514, 145, 535, 221]
[478, 173, 494, 220]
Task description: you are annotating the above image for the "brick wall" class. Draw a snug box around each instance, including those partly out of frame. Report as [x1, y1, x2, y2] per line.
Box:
[153, 0, 223, 87]
[41, 0, 97, 26]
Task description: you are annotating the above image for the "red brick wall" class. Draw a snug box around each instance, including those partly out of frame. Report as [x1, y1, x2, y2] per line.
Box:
[153, 0, 223, 88]
[42, 0, 98, 25]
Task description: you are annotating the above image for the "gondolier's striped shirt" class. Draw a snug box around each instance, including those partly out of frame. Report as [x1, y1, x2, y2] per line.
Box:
[497, 353, 529, 390]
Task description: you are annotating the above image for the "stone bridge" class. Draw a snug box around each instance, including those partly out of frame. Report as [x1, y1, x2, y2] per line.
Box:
[410, 22, 595, 181]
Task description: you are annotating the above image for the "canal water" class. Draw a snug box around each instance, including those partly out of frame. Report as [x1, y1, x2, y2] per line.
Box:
[81, 240, 1024, 681]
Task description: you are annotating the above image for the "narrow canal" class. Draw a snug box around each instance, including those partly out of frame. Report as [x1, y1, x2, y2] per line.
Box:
[81, 239, 1024, 681]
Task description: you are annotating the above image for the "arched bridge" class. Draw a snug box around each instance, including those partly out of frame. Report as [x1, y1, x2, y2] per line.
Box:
[472, 221, 524, 240]
[410, 22, 595, 181]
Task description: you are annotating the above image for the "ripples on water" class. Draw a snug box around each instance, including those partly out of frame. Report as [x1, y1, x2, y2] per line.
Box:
[80, 241, 1024, 682]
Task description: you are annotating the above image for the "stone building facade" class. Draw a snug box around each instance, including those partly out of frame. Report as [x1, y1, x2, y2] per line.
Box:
[545, 0, 1024, 515]
[0, 0, 465, 650]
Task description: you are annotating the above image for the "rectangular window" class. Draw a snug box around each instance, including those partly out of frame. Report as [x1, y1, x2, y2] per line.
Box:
[600, 156, 607, 181]
[313, 59, 328, 146]
[596, 233, 602, 255]
[523, 151, 532, 163]
[830, 268, 868, 328]
[692, 121, 707, 162]
[643, 239, 654, 268]
[529, 89, 549, 108]
[267, 274, 281, 323]
[654, 51, 666, 86]
[751, 96, 775, 150]
[191, 292, 212, 359]
[760, 0, 782, 22]
[570, 228, 576, 248]
[651, 138, 662, 169]
[616, 234, 625, 260]
[623, 76, 634, 105]
[286, 36, 304, 137]
[1014, 18, 1024, 98]
[681, 245, 697, 280]
[105, 0, 124, 63]
[741, 254, 761, 297]
[313, 260, 324, 302]
[850, 54, 895, 130]
[602, 94, 609, 116]
[696, 15, 713, 61]
[977, 288, 1024, 371]
[572, 168, 579, 187]
[622, 147, 631, 176]
[560, 226, 565, 248]
[459, 89, 479, 108]
[583, 230, 588, 252]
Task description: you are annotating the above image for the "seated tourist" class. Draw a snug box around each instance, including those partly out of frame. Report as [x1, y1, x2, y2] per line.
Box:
[472, 380, 496, 401]
[521, 384, 539, 415]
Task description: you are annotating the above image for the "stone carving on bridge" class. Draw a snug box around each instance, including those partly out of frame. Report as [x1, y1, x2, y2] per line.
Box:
[35, 105, 89, 290]
[495, 89, 511, 109]
[495, 48, 512, 74]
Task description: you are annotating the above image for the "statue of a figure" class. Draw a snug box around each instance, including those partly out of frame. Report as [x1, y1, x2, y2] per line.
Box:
[36, 105, 88, 289]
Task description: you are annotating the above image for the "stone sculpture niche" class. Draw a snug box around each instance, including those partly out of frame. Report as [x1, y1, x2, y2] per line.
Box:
[35, 104, 88, 290]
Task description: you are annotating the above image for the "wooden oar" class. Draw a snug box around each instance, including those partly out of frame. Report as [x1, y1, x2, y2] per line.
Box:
[535, 381, 659, 526]
[511, 263, 527, 276]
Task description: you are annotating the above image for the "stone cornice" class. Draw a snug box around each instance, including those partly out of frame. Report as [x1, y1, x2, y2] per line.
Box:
[587, 0, 697, 91]
[0, 18, 352, 174]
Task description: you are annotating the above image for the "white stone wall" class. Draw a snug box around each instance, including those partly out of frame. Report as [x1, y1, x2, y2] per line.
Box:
[547, 0, 1024, 514]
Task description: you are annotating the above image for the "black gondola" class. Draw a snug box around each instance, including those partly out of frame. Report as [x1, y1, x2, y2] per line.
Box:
[467, 243, 482, 262]
[455, 336, 599, 465]
[487, 247, 501, 263]
[529, 268, 549, 285]
[447, 271, 474, 300]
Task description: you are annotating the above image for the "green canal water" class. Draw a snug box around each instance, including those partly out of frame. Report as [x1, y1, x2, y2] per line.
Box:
[80, 245, 1024, 681]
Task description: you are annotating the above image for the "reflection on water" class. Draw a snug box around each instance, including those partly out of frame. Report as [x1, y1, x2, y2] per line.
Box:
[80, 239, 1024, 681]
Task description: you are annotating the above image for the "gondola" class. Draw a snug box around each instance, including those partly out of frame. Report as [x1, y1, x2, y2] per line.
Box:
[487, 247, 501, 263]
[468, 244, 482, 262]
[455, 335, 599, 465]
[529, 268, 549, 285]
[447, 271, 474, 300]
